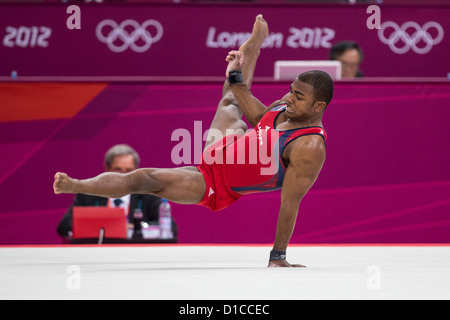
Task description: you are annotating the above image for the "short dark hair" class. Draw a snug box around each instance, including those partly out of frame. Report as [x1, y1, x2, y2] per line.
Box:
[329, 41, 364, 62]
[297, 70, 334, 107]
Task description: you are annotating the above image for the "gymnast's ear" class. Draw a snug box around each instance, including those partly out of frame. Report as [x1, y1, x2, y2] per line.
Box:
[313, 101, 326, 112]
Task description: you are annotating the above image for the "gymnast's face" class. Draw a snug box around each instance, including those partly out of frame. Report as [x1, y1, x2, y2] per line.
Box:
[285, 79, 321, 120]
[105, 154, 136, 173]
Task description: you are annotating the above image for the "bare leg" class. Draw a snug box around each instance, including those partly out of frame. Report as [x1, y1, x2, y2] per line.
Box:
[53, 166, 206, 205]
[204, 14, 269, 150]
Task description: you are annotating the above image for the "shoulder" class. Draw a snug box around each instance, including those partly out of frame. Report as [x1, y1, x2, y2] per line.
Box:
[286, 134, 326, 168]
[292, 133, 325, 149]
[281, 134, 326, 195]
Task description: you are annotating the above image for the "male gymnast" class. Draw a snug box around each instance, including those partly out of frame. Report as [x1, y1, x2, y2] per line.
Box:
[53, 15, 333, 267]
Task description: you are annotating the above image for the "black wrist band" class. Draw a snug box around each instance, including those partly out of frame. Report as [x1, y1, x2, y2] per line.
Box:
[227, 70, 244, 86]
[269, 249, 286, 261]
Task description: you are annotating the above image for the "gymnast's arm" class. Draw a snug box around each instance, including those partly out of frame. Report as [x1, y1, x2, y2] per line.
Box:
[226, 50, 279, 127]
[269, 135, 325, 267]
[230, 83, 282, 127]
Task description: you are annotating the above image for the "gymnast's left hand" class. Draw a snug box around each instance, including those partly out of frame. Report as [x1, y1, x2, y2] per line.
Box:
[268, 260, 306, 268]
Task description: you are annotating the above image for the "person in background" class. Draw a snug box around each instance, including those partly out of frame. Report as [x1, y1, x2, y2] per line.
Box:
[56, 144, 178, 239]
[330, 41, 364, 78]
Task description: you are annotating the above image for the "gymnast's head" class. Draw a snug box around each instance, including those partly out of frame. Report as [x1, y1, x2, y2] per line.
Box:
[298, 70, 333, 109]
[286, 70, 334, 119]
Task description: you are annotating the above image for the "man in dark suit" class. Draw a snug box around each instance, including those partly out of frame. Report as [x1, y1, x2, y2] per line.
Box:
[56, 144, 177, 238]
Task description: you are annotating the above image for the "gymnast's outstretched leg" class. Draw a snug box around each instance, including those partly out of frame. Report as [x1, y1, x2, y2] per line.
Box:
[53, 165, 206, 205]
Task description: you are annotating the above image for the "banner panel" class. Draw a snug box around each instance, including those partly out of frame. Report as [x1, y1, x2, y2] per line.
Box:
[1, 81, 450, 244]
[0, 4, 449, 78]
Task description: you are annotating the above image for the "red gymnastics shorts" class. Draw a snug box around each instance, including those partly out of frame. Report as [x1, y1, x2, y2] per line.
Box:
[196, 134, 242, 212]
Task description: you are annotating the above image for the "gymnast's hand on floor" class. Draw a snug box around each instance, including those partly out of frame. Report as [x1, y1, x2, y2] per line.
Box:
[268, 260, 306, 268]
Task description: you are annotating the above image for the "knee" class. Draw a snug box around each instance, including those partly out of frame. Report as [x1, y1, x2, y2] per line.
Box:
[220, 91, 238, 106]
[234, 119, 248, 133]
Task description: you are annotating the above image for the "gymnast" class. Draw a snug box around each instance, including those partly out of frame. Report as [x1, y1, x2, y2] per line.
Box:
[54, 15, 333, 267]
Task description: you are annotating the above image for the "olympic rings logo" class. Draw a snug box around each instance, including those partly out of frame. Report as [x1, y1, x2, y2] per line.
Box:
[96, 19, 163, 53]
[378, 21, 444, 54]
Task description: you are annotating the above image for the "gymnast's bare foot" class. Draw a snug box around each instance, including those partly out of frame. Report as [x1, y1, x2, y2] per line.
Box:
[240, 14, 269, 54]
[237, 14, 269, 87]
[53, 172, 77, 194]
[225, 14, 268, 74]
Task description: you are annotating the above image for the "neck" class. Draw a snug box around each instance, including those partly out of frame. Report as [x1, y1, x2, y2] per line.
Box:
[287, 114, 323, 128]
